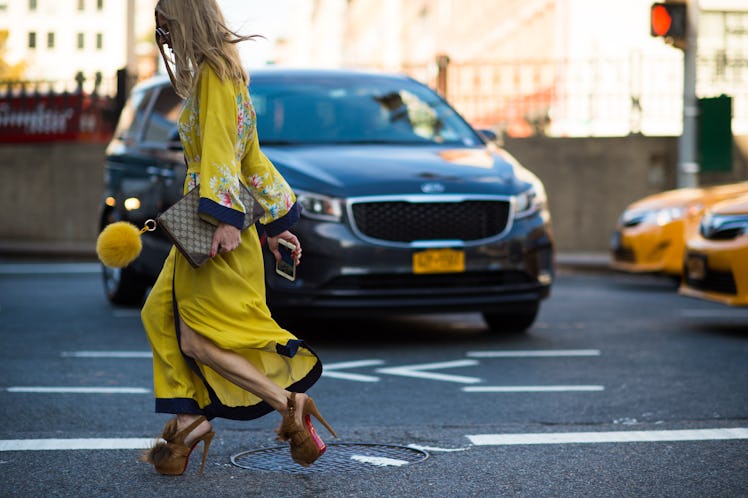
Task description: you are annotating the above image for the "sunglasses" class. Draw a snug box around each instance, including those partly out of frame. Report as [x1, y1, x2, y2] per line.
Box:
[155, 26, 171, 45]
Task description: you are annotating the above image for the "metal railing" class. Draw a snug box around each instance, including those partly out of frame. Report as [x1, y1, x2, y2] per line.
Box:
[397, 54, 748, 138]
[0, 71, 122, 143]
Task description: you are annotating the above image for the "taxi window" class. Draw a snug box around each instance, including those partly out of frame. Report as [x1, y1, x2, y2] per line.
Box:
[142, 87, 183, 143]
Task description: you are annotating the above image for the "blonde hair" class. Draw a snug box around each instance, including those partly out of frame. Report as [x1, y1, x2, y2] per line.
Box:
[155, 0, 259, 98]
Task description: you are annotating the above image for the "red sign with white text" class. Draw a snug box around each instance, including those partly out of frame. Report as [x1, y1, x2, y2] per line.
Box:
[0, 94, 82, 143]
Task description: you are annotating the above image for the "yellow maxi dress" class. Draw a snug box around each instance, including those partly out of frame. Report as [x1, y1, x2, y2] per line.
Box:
[141, 64, 321, 420]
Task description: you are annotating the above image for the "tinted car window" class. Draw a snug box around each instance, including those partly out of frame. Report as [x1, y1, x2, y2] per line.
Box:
[113, 88, 152, 143]
[250, 76, 481, 146]
[142, 88, 183, 143]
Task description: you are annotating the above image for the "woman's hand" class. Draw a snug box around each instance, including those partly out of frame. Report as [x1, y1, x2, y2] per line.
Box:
[267, 231, 302, 265]
[211, 223, 241, 258]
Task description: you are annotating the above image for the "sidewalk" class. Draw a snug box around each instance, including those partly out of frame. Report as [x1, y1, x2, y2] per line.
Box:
[554, 252, 611, 272]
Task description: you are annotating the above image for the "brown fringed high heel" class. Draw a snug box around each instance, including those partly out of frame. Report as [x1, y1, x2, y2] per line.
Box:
[276, 392, 337, 467]
[141, 416, 215, 476]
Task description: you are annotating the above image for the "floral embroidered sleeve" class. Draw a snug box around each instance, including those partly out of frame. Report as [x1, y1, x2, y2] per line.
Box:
[194, 66, 247, 229]
[241, 127, 300, 236]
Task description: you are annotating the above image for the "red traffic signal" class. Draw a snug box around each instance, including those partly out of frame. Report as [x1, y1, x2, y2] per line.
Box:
[651, 2, 686, 39]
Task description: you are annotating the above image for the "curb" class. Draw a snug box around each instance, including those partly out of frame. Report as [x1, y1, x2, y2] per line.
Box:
[555, 252, 611, 272]
[0, 241, 97, 261]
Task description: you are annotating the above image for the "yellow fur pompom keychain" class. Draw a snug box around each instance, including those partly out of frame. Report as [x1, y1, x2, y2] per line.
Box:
[96, 220, 156, 268]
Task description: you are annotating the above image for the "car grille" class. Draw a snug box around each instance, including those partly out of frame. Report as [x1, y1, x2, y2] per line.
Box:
[350, 198, 511, 244]
[684, 268, 738, 295]
[612, 247, 635, 263]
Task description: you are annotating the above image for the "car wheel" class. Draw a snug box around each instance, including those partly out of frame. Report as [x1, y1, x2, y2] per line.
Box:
[482, 301, 539, 333]
[102, 264, 148, 306]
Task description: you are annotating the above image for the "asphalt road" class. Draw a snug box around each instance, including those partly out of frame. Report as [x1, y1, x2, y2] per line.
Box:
[0, 263, 746, 497]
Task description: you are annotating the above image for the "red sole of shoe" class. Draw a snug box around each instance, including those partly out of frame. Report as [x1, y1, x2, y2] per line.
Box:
[305, 415, 326, 455]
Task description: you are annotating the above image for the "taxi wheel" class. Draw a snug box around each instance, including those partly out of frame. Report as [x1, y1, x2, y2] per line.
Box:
[483, 301, 539, 333]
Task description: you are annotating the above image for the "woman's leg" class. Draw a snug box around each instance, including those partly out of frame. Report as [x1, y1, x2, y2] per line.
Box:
[177, 318, 294, 414]
[177, 320, 334, 468]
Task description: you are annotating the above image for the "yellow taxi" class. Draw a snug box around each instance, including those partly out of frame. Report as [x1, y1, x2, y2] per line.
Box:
[610, 182, 748, 276]
[680, 193, 748, 306]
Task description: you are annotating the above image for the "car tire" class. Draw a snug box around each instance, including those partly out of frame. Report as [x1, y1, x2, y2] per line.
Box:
[482, 301, 539, 333]
[102, 264, 148, 307]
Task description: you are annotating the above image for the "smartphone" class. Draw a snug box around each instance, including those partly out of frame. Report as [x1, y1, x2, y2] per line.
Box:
[275, 239, 297, 281]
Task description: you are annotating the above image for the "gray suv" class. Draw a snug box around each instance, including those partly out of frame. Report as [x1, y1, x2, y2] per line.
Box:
[100, 68, 555, 333]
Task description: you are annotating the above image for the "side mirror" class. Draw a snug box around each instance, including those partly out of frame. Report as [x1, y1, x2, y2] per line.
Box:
[167, 128, 183, 151]
[477, 129, 499, 143]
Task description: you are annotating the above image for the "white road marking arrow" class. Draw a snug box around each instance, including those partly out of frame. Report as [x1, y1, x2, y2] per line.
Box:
[322, 359, 384, 382]
[377, 359, 481, 384]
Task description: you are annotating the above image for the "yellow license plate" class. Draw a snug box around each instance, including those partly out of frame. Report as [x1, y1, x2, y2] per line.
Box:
[413, 248, 465, 274]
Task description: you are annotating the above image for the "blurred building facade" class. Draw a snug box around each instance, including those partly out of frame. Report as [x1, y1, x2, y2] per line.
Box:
[283, 0, 748, 138]
[0, 0, 157, 94]
[2, 0, 746, 138]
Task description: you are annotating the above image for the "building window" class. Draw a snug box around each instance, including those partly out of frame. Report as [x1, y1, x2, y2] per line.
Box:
[77, 32, 84, 49]
[47, 32, 55, 49]
[28, 31, 36, 49]
[29, 0, 37, 11]
[96, 33, 103, 50]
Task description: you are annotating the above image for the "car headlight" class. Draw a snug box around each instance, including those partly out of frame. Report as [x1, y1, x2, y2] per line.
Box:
[701, 212, 748, 240]
[621, 206, 687, 227]
[654, 207, 686, 226]
[514, 181, 547, 219]
[296, 190, 344, 222]
[123, 197, 141, 211]
[620, 209, 647, 227]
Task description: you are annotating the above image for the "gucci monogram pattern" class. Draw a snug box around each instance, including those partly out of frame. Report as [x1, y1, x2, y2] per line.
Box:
[157, 184, 264, 268]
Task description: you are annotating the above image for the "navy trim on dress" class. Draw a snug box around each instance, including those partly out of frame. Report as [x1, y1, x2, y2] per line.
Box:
[198, 197, 244, 229]
[263, 202, 301, 237]
[154, 346, 323, 421]
[157, 263, 323, 421]
[155, 397, 203, 415]
[276, 339, 303, 357]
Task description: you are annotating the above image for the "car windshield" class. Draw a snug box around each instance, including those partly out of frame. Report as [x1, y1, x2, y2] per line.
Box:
[249, 74, 482, 146]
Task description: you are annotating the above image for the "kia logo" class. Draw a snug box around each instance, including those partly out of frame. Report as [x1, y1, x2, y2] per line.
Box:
[421, 182, 446, 193]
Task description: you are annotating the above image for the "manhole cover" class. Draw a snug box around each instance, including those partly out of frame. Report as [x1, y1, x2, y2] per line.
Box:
[231, 443, 429, 474]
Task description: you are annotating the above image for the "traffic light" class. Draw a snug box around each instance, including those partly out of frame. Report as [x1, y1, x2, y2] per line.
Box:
[650, 2, 687, 39]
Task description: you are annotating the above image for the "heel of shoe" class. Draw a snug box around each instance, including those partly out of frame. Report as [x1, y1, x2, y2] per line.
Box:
[304, 414, 327, 456]
[198, 431, 215, 476]
[142, 416, 213, 476]
[305, 398, 337, 438]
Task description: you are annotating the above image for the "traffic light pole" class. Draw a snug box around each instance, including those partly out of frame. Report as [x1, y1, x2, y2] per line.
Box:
[678, 0, 699, 188]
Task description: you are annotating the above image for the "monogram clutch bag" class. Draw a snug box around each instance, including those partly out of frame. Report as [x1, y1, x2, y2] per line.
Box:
[156, 184, 265, 268]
